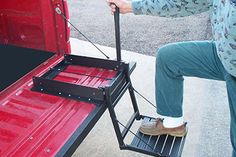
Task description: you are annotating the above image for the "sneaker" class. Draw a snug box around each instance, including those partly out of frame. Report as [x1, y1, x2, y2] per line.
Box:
[139, 118, 187, 137]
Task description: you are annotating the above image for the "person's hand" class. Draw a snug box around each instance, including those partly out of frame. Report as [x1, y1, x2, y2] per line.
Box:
[107, 0, 132, 15]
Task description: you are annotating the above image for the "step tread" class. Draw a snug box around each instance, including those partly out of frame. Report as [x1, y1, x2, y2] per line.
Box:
[130, 117, 186, 157]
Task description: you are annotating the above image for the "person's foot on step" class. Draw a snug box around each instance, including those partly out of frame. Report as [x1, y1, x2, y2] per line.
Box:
[139, 118, 187, 137]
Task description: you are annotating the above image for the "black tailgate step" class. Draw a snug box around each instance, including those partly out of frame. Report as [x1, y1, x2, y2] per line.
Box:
[126, 117, 186, 157]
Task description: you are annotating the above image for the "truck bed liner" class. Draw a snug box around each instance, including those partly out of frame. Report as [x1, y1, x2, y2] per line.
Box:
[0, 44, 54, 92]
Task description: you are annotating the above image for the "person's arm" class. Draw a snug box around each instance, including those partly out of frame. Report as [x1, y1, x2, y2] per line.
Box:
[108, 0, 212, 17]
[227, 1, 236, 37]
[132, 0, 211, 17]
[231, 0, 236, 5]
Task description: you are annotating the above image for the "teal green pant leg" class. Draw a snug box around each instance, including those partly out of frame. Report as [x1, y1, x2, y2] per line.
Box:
[226, 76, 236, 156]
[155, 41, 225, 117]
[155, 40, 236, 154]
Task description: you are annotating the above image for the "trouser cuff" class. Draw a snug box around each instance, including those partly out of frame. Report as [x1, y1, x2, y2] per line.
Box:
[232, 150, 236, 157]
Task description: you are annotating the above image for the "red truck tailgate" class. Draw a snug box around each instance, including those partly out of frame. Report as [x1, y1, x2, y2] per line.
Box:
[0, 88, 95, 156]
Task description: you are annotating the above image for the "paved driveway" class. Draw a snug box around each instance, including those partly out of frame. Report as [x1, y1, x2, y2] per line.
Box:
[67, 0, 212, 56]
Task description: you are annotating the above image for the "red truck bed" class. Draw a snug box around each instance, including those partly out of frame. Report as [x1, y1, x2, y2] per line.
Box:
[0, 45, 117, 156]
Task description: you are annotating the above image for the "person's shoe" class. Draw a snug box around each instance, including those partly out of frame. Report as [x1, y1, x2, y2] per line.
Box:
[139, 118, 187, 137]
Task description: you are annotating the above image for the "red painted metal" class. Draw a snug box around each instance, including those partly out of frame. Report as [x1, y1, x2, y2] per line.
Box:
[0, 57, 117, 156]
[54, 65, 117, 88]
[0, 0, 71, 54]
[0, 0, 115, 156]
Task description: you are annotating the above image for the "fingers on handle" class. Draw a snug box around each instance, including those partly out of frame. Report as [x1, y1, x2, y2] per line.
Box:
[107, 0, 115, 3]
[107, 0, 117, 14]
[110, 4, 116, 9]
[107, 0, 118, 7]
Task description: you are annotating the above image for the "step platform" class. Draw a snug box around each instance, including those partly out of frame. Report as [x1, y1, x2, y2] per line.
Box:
[32, 54, 136, 105]
[125, 117, 187, 157]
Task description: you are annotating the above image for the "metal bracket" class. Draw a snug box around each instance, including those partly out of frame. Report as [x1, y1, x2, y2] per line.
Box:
[55, 7, 62, 15]
[32, 76, 105, 104]
[31, 54, 136, 105]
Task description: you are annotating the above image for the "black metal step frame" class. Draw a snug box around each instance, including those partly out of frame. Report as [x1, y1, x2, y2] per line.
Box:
[31, 53, 186, 157]
[30, 54, 141, 156]
[103, 66, 187, 157]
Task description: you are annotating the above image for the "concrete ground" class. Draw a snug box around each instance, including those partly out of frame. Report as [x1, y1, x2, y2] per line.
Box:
[70, 38, 232, 157]
[67, 0, 212, 56]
